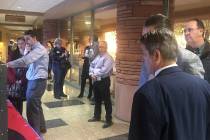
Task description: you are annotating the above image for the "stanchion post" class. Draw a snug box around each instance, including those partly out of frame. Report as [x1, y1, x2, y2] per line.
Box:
[0, 64, 8, 140]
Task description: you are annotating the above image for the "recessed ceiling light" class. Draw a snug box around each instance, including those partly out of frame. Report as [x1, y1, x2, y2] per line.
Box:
[85, 21, 91, 25]
[17, 6, 22, 9]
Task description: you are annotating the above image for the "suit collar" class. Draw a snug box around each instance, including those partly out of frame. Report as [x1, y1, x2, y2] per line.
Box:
[155, 64, 178, 77]
[200, 41, 210, 59]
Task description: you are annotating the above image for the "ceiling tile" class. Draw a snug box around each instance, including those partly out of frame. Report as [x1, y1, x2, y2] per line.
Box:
[0, 0, 65, 13]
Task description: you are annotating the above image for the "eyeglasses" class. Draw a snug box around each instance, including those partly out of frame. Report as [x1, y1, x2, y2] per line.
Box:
[183, 28, 199, 33]
[17, 42, 25, 45]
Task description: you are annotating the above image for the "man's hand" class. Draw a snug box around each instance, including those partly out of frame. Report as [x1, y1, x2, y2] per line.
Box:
[6, 62, 10, 67]
[91, 75, 97, 80]
[7, 62, 14, 68]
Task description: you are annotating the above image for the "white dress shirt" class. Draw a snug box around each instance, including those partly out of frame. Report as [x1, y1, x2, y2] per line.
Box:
[154, 63, 178, 77]
[89, 52, 114, 80]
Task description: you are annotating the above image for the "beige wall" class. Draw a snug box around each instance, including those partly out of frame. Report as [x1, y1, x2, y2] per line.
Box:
[0, 27, 10, 62]
[0, 27, 21, 63]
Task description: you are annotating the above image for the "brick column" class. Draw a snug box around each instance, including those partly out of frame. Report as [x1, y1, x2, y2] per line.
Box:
[60, 20, 68, 42]
[43, 19, 68, 45]
[43, 19, 59, 45]
[115, 0, 174, 121]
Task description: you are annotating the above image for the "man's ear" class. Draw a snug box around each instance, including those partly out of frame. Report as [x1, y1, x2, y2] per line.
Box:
[199, 29, 204, 36]
[152, 49, 161, 65]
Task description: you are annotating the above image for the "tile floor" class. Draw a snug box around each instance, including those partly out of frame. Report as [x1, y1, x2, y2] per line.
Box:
[22, 81, 129, 140]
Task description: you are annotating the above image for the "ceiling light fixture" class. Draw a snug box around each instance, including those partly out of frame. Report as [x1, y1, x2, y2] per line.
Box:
[85, 21, 91, 25]
[17, 6, 22, 10]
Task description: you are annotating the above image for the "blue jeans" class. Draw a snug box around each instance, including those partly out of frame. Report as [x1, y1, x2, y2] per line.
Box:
[26, 79, 47, 135]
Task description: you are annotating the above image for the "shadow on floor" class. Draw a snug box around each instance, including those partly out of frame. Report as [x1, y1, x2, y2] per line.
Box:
[44, 99, 84, 108]
[46, 119, 68, 129]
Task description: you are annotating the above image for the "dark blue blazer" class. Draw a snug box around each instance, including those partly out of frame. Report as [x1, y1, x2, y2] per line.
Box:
[129, 66, 210, 140]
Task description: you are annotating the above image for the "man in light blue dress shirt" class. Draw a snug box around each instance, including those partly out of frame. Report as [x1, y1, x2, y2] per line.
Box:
[7, 30, 49, 136]
[88, 41, 114, 128]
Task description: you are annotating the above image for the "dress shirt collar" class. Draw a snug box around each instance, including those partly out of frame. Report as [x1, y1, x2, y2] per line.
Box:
[31, 42, 40, 50]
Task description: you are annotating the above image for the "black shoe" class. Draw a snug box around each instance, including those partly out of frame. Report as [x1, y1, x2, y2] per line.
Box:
[102, 121, 113, 128]
[88, 117, 101, 122]
[54, 96, 61, 99]
[61, 94, 67, 97]
[40, 128, 47, 134]
[87, 94, 91, 99]
[78, 94, 83, 98]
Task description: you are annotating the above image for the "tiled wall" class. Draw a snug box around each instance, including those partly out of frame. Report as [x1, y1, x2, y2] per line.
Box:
[43, 19, 68, 46]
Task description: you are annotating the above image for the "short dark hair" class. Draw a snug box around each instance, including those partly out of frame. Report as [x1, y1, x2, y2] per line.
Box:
[24, 30, 37, 37]
[189, 18, 205, 29]
[140, 29, 178, 61]
[17, 37, 25, 42]
[47, 40, 54, 47]
[187, 19, 205, 37]
[144, 14, 172, 30]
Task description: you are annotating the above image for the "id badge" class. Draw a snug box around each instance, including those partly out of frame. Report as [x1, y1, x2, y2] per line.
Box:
[97, 77, 101, 81]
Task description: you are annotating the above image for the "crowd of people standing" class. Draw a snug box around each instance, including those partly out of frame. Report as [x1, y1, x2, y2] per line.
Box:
[5, 30, 115, 138]
[4, 14, 210, 140]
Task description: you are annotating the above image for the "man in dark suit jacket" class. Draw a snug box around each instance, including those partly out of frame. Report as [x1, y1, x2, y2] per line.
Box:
[184, 18, 210, 84]
[129, 29, 210, 140]
[139, 14, 204, 87]
[78, 46, 93, 99]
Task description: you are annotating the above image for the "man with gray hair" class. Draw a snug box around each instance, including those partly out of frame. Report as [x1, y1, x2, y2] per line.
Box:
[139, 14, 204, 87]
[129, 29, 210, 140]
[88, 41, 114, 128]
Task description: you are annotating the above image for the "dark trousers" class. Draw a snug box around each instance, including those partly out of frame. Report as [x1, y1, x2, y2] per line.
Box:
[53, 64, 67, 97]
[93, 77, 112, 122]
[48, 68, 52, 79]
[80, 75, 93, 97]
[8, 97, 23, 115]
[26, 79, 47, 135]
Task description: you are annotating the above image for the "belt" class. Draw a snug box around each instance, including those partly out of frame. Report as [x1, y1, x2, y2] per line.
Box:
[35, 78, 47, 81]
[96, 76, 110, 81]
[101, 74, 111, 78]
